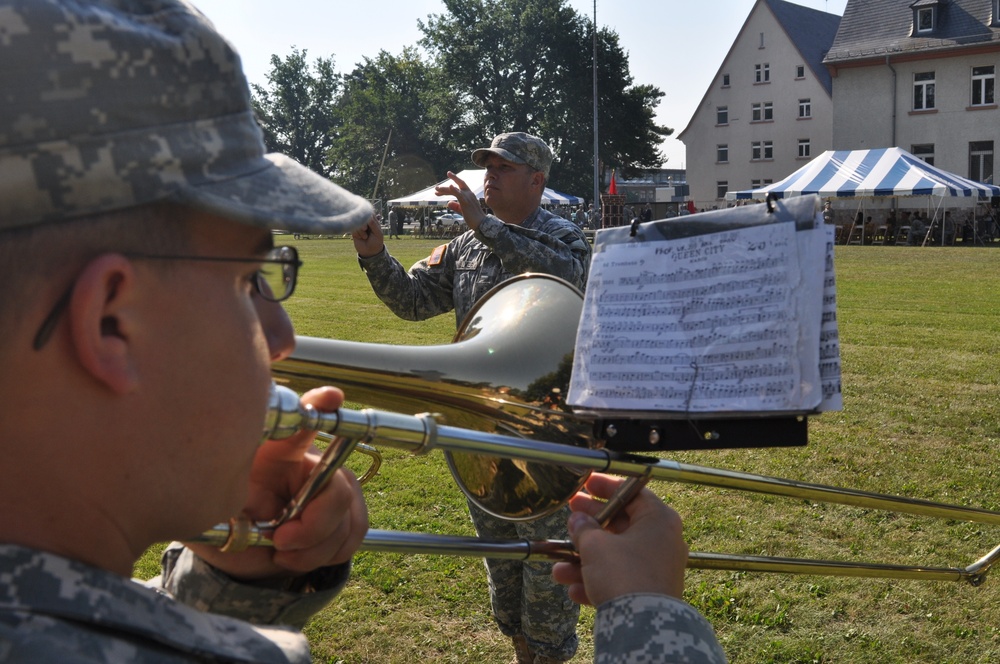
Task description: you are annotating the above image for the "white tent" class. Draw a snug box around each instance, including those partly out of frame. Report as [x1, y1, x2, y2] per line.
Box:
[388, 169, 584, 207]
[726, 147, 1000, 201]
[725, 148, 1000, 246]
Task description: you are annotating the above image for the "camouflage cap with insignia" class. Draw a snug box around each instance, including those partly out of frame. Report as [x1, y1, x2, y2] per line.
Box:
[0, 0, 371, 234]
[472, 132, 553, 178]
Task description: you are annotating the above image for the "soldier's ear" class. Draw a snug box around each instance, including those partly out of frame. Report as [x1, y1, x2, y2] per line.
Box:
[68, 254, 141, 394]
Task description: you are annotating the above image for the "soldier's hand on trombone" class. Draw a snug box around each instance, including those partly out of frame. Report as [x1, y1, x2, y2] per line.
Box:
[552, 473, 688, 607]
[189, 386, 370, 582]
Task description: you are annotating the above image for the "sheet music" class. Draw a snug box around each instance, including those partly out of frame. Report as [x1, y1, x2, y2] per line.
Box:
[568, 216, 839, 415]
[819, 223, 843, 410]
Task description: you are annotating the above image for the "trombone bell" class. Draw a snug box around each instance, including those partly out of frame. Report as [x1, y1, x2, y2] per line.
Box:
[273, 273, 593, 520]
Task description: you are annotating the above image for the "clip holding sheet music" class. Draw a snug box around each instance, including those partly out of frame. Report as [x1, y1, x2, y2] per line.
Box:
[766, 192, 778, 214]
[568, 194, 842, 452]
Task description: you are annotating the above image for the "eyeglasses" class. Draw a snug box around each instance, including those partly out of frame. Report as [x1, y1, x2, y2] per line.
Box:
[32, 245, 301, 351]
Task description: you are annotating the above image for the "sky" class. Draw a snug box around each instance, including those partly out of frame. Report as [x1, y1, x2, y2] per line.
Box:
[192, 0, 848, 170]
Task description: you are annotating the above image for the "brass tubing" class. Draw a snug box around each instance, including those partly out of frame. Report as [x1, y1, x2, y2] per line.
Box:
[328, 407, 1000, 528]
[353, 531, 1000, 585]
[199, 387, 1000, 585]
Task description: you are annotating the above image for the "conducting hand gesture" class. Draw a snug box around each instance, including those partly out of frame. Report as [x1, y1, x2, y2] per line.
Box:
[434, 171, 486, 230]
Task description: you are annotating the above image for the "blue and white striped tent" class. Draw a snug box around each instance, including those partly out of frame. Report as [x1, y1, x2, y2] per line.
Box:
[726, 147, 1000, 201]
[388, 169, 584, 207]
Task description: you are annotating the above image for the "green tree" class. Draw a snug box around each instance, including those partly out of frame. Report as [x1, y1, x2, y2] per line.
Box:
[250, 48, 341, 179]
[419, 0, 671, 199]
[331, 48, 464, 202]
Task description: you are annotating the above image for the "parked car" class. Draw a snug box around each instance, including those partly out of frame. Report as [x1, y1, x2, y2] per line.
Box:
[436, 212, 464, 226]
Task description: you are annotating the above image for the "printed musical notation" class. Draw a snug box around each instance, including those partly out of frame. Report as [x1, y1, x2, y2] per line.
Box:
[568, 211, 841, 416]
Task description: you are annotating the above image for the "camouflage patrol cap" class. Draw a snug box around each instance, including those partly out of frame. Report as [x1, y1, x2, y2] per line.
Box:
[472, 132, 553, 178]
[0, 0, 371, 234]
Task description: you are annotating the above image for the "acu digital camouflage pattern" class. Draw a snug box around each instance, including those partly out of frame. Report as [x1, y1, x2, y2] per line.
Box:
[470, 501, 580, 661]
[359, 207, 591, 327]
[359, 205, 590, 660]
[472, 132, 555, 178]
[0, 0, 371, 234]
[594, 594, 728, 664]
[0, 543, 351, 663]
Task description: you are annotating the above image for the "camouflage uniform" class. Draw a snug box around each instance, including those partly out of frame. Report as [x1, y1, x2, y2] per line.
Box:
[359, 205, 591, 661]
[359, 207, 590, 326]
[0, 543, 351, 662]
[595, 594, 728, 663]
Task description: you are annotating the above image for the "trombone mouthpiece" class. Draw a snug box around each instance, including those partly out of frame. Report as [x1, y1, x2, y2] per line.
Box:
[263, 383, 321, 441]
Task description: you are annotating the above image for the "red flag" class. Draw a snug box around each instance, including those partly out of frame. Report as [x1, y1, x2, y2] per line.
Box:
[608, 170, 618, 195]
[686, 200, 697, 214]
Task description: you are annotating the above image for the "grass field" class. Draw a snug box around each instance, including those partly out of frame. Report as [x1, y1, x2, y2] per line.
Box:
[138, 237, 1000, 663]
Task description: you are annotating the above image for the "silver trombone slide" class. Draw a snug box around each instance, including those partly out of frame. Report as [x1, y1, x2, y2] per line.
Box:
[358, 531, 1000, 586]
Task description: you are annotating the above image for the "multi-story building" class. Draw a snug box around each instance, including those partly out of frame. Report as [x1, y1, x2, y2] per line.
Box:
[678, 0, 841, 208]
[825, 0, 1000, 185]
[613, 168, 689, 219]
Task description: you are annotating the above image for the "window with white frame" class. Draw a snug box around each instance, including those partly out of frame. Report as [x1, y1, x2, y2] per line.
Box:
[716, 181, 728, 199]
[913, 72, 935, 110]
[722, 73, 730, 87]
[755, 63, 770, 83]
[972, 66, 995, 106]
[751, 102, 773, 122]
[717, 106, 728, 125]
[916, 6, 935, 33]
[751, 141, 774, 160]
[751, 179, 761, 189]
[798, 98, 812, 118]
[970, 141, 994, 184]
[912, 143, 935, 165]
[717, 144, 729, 163]
[798, 139, 811, 158]
[796, 65, 805, 78]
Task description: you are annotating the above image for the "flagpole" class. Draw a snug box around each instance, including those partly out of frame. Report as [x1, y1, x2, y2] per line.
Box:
[592, 0, 599, 226]
[372, 128, 392, 200]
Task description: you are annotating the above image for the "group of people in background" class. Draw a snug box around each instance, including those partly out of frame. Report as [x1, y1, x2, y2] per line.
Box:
[823, 200, 998, 246]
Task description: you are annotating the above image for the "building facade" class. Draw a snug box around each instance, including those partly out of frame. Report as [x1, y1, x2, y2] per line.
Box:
[613, 168, 689, 219]
[825, 0, 1000, 184]
[678, 0, 840, 208]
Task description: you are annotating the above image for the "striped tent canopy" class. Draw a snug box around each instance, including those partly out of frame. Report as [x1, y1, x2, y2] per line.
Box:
[388, 169, 584, 207]
[726, 147, 1000, 201]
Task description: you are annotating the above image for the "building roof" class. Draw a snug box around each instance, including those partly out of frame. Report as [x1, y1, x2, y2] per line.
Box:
[678, 0, 841, 141]
[825, 0, 1000, 64]
[766, 0, 842, 95]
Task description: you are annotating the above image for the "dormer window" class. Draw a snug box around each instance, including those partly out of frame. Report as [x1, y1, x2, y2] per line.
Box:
[917, 7, 934, 31]
[910, 0, 940, 35]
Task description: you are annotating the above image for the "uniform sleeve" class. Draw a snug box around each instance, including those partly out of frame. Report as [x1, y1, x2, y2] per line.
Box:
[150, 543, 351, 629]
[358, 245, 458, 321]
[476, 215, 591, 290]
[594, 593, 727, 664]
